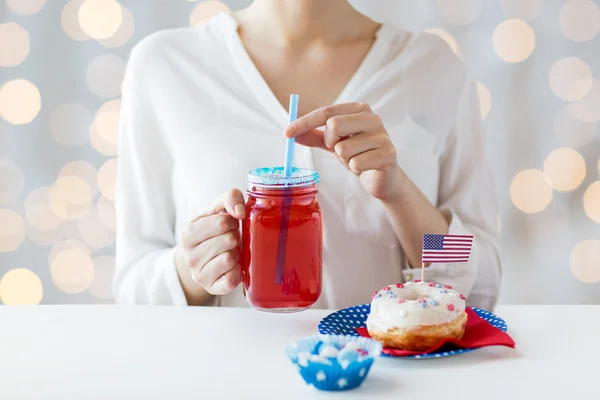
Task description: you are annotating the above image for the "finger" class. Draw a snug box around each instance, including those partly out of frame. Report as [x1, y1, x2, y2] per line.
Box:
[193, 250, 239, 291]
[187, 230, 240, 271]
[333, 132, 387, 163]
[198, 189, 246, 220]
[182, 213, 239, 251]
[293, 129, 331, 152]
[323, 112, 383, 147]
[285, 102, 371, 138]
[292, 112, 381, 150]
[348, 146, 397, 174]
[211, 265, 242, 295]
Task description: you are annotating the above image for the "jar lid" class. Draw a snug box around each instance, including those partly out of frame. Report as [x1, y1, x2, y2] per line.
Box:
[247, 166, 320, 188]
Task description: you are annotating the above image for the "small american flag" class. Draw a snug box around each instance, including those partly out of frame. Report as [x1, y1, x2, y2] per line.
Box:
[422, 234, 473, 263]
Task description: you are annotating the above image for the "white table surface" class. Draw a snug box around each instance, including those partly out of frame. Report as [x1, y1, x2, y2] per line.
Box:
[0, 305, 598, 399]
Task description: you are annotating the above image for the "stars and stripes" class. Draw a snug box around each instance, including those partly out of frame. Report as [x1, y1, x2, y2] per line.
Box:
[422, 234, 473, 264]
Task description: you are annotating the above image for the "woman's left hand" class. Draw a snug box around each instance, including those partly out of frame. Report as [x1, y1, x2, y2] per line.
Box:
[285, 102, 405, 202]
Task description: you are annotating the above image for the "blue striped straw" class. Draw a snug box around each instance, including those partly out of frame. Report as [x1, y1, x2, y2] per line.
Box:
[275, 94, 299, 285]
[283, 94, 299, 177]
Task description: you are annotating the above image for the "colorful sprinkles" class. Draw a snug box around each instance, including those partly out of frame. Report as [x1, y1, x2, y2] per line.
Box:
[371, 281, 465, 312]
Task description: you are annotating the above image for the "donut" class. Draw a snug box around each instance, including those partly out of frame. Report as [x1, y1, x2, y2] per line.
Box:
[365, 281, 467, 351]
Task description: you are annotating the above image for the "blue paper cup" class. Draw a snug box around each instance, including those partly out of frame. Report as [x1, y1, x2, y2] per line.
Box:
[286, 334, 383, 391]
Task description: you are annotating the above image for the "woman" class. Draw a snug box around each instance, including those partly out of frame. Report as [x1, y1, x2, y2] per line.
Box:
[113, 0, 501, 310]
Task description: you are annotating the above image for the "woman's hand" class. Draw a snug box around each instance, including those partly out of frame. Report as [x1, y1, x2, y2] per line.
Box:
[284, 102, 405, 202]
[176, 189, 245, 298]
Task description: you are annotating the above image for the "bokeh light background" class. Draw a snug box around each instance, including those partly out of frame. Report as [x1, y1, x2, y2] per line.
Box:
[1, 0, 599, 305]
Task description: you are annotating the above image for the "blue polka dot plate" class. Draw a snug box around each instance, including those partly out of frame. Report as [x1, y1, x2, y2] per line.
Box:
[317, 305, 508, 359]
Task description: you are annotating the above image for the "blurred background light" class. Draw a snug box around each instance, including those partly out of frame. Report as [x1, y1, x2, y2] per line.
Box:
[62, 0, 91, 41]
[48, 176, 93, 221]
[57, 161, 99, 197]
[5, 0, 47, 15]
[25, 187, 63, 231]
[97, 158, 118, 202]
[0, 79, 41, 125]
[99, 4, 135, 48]
[583, 181, 600, 223]
[570, 240, 600, 283]
[0, 23, 30, 67]
[90, 100, 121, 155]
[548, 57, 592, 102]
[48, 239, 90, 265]
[78, 0, 123, 40]
[510, 169, 553, 214]
[0, 268, 43, 305]
[559, 0, 600, 43]
[76, 207, 115, 249]
[543, 148, 586, 192]
[50, 248, 95, 293]
[493, 19, 536, 63]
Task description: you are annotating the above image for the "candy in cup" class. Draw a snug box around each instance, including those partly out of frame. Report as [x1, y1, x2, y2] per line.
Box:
[286, 335, 382, 391]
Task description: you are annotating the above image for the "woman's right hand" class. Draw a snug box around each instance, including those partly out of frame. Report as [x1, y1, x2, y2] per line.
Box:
[176, 189, 246, 298]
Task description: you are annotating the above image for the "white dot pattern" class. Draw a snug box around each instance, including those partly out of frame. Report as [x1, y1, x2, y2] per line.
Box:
[286, 335, 380, 391]
[317, 305, 507, 359]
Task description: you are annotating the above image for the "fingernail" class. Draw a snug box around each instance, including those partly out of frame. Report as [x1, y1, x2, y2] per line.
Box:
[285, 125, 296, 137]
[234, 204, 245, 218]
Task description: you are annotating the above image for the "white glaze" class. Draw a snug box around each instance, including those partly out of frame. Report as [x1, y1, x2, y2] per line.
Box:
[366, 281, 466, 331]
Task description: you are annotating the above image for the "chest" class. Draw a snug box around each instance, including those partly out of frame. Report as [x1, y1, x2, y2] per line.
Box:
[241, 39, 376, 116]
[157, 44, 444, 235]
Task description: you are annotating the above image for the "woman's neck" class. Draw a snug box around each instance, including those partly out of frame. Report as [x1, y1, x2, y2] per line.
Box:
[235, 0, 380, 47]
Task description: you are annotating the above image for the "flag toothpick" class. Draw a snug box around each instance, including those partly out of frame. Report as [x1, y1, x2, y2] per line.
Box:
[421, 234, 474, 282]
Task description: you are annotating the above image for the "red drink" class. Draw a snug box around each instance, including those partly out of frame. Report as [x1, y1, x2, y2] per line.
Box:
[241, 167, 322, 312]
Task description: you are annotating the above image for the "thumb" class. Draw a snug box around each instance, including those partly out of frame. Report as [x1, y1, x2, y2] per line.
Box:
[222, 188, 246, 219]
[200, 189, 246, 220]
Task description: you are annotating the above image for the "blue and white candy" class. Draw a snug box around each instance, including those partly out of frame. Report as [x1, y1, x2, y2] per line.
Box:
[319, 345, 340, 358]
[337, 348, 360, 365]
[302, 340, 370, 366]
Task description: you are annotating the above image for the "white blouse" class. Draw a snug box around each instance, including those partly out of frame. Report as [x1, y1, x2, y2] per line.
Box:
[113, 12, 502, 311]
